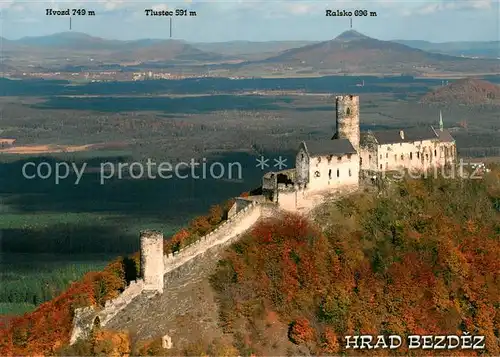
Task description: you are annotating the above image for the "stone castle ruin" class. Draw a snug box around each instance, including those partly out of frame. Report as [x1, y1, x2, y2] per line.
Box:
[261, 94, 456, 211]
[70, 94, 457, 345]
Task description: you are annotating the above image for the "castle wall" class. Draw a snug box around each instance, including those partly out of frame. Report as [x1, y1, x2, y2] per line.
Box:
[69, 279, 145, 344]
[163, 202, 261, 274]
[296, 146, 309, 184]
[70, 202, 262, 345]
[335, 95, 360, 152]
[359, 148, 379, 171]
[306, 153, 359, 192]
[228, 197, 252, 218]
[375, 140, 456, 173]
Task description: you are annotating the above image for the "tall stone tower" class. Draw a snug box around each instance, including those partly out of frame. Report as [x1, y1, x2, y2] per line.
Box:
[333, 95, 360, 152]
[140, 230, 164, 294]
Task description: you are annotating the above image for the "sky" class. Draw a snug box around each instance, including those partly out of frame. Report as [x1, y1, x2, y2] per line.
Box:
[0, 0, 499, 42]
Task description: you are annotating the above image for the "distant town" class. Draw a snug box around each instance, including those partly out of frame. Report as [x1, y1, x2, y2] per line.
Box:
[4, 71, 252, 82]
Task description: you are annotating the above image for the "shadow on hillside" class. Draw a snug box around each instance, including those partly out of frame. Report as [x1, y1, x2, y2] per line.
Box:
[1, 224, 138, 254]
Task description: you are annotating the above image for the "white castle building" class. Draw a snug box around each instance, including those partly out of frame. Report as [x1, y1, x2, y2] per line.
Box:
[262, 94, 457, 211]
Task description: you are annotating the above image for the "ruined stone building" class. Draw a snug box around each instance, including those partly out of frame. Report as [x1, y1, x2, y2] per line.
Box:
[262, 95, 457, 211]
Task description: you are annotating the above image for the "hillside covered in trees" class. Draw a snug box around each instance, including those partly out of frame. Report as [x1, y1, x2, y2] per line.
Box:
[0, 169, 499, 356]
[421, 78, 500, 105]
[209, 170, 500, 355]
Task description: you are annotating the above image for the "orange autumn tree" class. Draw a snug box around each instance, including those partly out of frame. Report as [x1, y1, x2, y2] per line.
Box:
[0, 256, 131, 356]
[289, 318, 315, 345]
[211, 169, 500, 355]
[0, 196, 238, 356]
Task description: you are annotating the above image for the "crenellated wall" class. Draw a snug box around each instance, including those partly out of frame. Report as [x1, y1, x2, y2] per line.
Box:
[69, 201, 262, 345]
[163, 201, 261, 274]
[69, 279, 145, 344]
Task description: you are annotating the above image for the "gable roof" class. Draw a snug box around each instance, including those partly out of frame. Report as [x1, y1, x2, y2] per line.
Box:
[362, 126, 454, 145]
[301, 138, 357, 157]
[433, 127, 455, 142]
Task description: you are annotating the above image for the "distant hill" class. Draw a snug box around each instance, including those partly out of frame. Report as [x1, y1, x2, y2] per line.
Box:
[421, 78, 500, 105]
[393, 39, 500, 59]
[3, 32, 232, 63]
[191, 40, 318, 60]
[3, 31, 500, 74]
[242, 30, 499, 74]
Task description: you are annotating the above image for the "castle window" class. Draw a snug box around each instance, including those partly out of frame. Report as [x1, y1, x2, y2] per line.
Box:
[314, 171, 320, 178]
[426, 154, 429, 160]
[417, 152, 420, 159]
[346, 107, 351, 115]
[369, 154, 372, 160]
[401, 154, 404, 160]
[328, 169, 332, 179]
[410, 152, 413, 160]
[337, 169, 340, 177]
[317, 157, 321, 164]
[380, 164, 383, 170]
[301, 153, 304, 160]
[337, 156, 342, 162]
[347, 154, 352, 159]
[434, 149, 437, 157]
[349, 169, 352, 177]
[380, 154, 382, 159]
[386, 153, 388, 159]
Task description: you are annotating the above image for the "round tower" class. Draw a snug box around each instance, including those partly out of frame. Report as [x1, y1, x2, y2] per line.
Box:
[140, 230, 164, 293]
[334, 95, 360, 152]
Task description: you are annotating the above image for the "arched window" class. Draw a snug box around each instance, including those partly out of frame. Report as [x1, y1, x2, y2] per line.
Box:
[349, 169, 352, 177]
[336, 169, 340, 177]
[346, 107, 351, 115]
[410, 152, 413, 160]
[328, 169, 332, 179]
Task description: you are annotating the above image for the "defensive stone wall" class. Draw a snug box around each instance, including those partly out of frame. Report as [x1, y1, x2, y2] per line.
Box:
[70, 201, 262, 345]
[227, 197, 253, 218]
[69, 279, 145, 344]
[163, 201, 261, 274]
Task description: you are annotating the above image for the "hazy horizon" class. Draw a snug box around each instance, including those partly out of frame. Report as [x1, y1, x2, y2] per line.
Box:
[2, 29, 499, 44]
[0, 0, 499, 43]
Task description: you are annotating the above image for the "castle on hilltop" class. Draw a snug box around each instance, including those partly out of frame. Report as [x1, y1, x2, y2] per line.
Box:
[69, 95, 458, 346]
[260, 94, 457, 212]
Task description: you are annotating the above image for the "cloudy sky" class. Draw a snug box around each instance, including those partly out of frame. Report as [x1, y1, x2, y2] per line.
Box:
[1, 0, 499, 42]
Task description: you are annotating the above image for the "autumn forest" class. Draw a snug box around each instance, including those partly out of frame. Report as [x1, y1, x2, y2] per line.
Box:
[1, 168, 499, 356]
